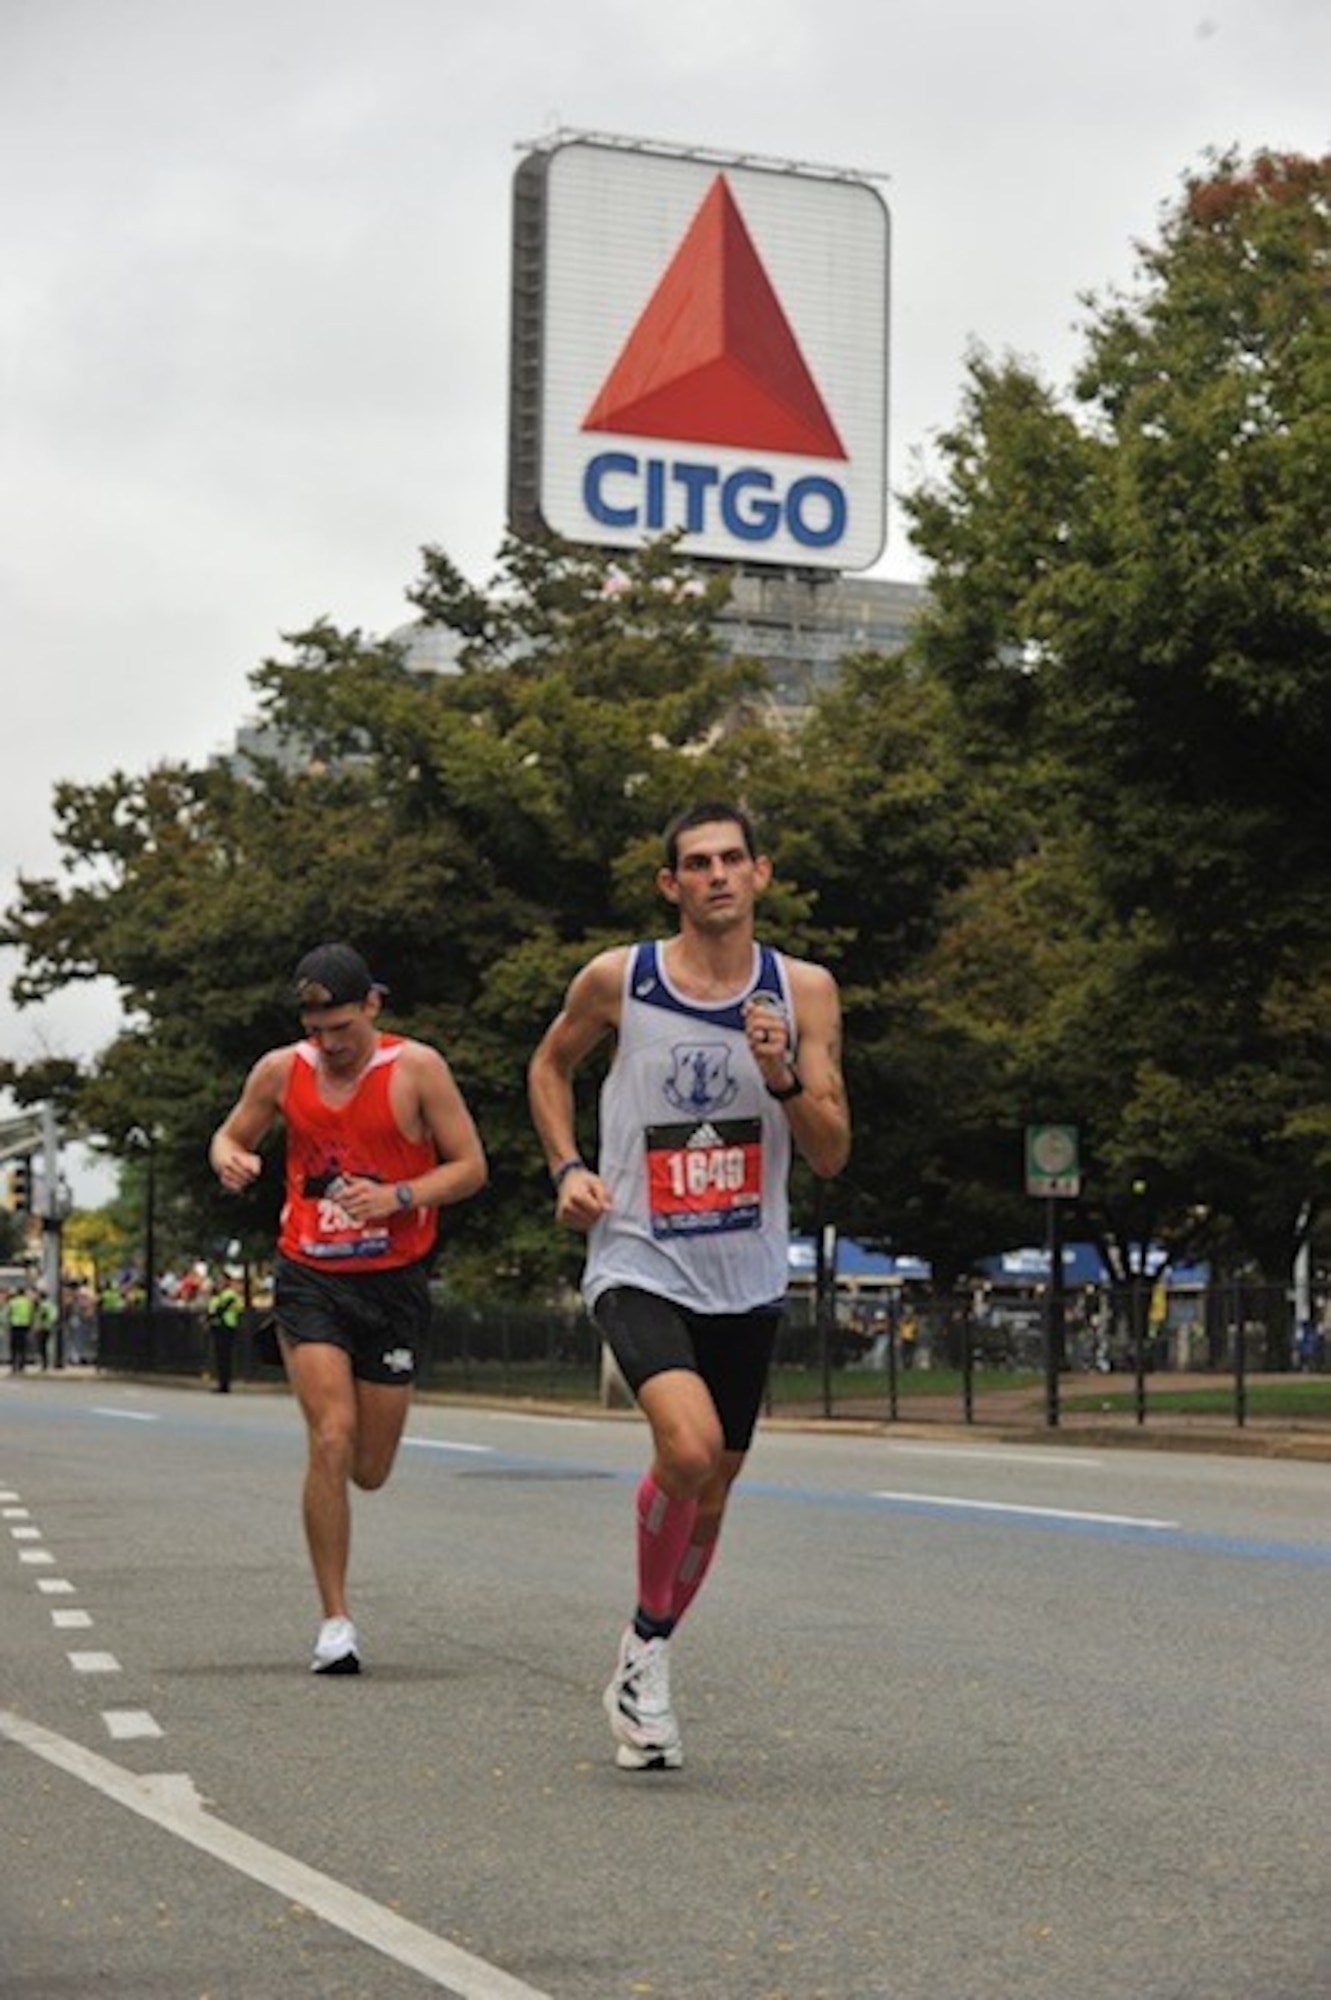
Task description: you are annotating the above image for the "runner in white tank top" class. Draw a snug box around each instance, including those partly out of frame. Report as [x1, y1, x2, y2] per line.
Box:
[529, 802, 850, 1769]
[582, 936, 796, 1317]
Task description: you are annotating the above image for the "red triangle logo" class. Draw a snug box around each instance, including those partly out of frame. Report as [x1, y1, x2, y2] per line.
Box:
[582, 174, 846, 461]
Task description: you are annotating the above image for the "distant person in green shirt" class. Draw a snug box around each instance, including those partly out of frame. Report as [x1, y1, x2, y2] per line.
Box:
[8, 1287, 35, 1373]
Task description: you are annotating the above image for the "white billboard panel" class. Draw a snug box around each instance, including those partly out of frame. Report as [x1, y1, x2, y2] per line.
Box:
[511, 139, 889, 572]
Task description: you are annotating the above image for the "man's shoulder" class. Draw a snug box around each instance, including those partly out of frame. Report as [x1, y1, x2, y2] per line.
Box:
[572, 944, 634, 1006]
[249, 1043, 301, 1092]
[765, 946, 839, 993]
[382, 1034, 453, 1081]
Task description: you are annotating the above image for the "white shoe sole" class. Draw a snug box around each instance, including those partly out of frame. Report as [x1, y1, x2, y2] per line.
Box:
[311, 1650, 360, 1675]
[615, 1740, 683, 1771]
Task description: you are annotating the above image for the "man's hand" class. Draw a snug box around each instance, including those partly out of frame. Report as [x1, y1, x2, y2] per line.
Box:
[212, 1137, 263, 1194]
[743, 995, 795, 1089]
[555, 1165, 613, 1233]
[328, 1175, 397, 1225]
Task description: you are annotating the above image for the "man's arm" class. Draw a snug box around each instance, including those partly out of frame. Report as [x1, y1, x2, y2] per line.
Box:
[527, 948, 626, 1230]
[208, 1049, 291, 1193]
[762, 960, 851, 1180]
[404, 1047, 488, 1210]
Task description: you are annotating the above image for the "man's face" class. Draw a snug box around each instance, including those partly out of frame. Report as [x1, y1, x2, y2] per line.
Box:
[659, 819, 771, 931]
[299, 995, 379, 1073]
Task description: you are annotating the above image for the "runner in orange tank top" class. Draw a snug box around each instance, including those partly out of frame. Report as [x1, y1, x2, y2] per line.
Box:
[209, 943, 487, 1675]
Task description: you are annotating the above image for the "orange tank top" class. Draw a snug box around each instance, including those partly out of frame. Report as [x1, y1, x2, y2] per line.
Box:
[278, 1036, 439, 1271]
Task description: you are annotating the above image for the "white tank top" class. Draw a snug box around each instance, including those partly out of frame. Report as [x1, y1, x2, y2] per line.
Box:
[582, 940, 795, 1316]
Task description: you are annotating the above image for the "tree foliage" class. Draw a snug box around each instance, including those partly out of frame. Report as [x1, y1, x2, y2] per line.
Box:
[902, 149, 1330, 1285]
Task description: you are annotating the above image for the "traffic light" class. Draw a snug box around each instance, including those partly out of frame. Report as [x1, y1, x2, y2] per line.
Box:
[9, 1159, 33, 1212]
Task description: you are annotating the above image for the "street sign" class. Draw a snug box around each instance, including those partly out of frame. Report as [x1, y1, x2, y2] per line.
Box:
[0, 1112, 45, 1163]
[1025, 1123, 1081, 1199]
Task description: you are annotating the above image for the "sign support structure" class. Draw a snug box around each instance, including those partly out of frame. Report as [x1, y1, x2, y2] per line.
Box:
[1024, 1125, 1081, 1428]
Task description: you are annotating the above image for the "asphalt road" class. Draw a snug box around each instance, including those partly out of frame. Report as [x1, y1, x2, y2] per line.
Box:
[2, 1373, 1328, 2000]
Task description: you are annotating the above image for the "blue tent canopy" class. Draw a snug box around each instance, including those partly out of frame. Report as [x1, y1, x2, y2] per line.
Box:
[789, 1237, 1210, 1287]
[787, 1237, 928, 1282]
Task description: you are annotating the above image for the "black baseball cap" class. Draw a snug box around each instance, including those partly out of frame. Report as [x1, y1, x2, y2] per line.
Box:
[292, 943, 385, 1010]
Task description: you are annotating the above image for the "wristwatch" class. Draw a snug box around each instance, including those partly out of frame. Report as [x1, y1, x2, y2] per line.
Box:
[394, 1182, 415, 1209]
[765, 1070, 804, 1101]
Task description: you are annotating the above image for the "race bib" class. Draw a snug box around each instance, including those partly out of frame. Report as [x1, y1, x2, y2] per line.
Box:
[645, 1118, 763, 1238]
[298, 1177, 390, 1261]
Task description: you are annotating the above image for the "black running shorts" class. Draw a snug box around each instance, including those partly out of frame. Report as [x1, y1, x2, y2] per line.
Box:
[591, 1286, 782, 1451]
[274, 1254, 431, 1386]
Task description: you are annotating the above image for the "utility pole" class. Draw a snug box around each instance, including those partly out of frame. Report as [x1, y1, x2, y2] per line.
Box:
[40, 1103, 64, 1366]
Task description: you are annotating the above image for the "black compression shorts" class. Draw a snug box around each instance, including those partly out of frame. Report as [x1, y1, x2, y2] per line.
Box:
[274, 1253, 431, 1386]
[590, 1286, 782, 1451]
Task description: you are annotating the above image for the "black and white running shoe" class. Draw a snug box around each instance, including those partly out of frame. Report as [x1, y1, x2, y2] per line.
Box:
[602, 1625, 682, 1769]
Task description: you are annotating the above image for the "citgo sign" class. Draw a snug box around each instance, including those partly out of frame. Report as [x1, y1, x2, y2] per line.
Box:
[509, 138, 890, 571]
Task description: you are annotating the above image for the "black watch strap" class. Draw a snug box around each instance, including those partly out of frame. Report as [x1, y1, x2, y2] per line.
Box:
[765, 1071, 804, 1101]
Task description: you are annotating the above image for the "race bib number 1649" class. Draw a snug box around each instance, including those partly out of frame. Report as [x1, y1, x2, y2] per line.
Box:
[645, 1118, 763, 1238]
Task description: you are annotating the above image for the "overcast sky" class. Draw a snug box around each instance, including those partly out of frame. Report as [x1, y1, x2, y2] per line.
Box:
[2, 0, 1326, 1193]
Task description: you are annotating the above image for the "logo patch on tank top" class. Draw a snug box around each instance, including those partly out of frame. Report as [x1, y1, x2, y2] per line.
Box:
[663, 1041, 739, 1115]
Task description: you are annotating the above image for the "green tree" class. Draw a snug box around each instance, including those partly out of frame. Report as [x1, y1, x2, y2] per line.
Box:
[903, 150, 1330, 1309]
[1, 536, 791, 1293]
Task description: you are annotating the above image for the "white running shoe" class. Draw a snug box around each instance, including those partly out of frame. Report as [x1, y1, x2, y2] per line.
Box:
[311, 1616, 361, 1675]
[602, 1626, 682, 1769]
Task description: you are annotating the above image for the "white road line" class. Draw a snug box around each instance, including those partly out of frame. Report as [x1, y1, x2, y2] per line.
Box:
[475, 1414, 603, 1431]
[0, 1489, 20, 1501]
[36, 1577, 75, 1594]
[885, 1442, 1106, 1468]
[52, 1609, 93, 1630]
[89, 1407, 159, 1422]
[11, 1525, 42, 1539]
[3, 1505, 32, 1518]
[872, 1490, 1179, 1529]
[19, 1549, 55, 1565]
[102, 1710, 164, 1741]
[68, 1651, 121, 1674]
[0, 1710, 553, 2000]
[404, 1439, 496, 1455]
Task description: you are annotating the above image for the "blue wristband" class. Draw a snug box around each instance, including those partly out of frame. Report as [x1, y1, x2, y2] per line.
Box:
[551, 1157, 587, 1192]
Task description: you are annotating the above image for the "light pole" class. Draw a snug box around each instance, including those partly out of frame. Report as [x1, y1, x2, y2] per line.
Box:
[128, 1127, 158, 1306]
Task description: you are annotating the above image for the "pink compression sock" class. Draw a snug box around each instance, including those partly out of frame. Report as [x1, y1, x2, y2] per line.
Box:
[635, 1473, 698, 1622]
[671, 1533, 719, 1624]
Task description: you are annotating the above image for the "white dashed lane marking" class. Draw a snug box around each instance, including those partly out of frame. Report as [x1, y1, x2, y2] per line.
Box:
[103, 1710, 164, 1741]
[4, 1487, 163, 1748]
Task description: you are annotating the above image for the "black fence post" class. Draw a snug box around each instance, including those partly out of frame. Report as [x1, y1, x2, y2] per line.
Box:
[961, 1312, 974, 1425]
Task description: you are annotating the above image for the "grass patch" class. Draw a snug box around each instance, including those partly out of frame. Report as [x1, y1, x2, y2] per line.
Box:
[767, 1366, 1042, 1407]
[1061, 1379, 1331, 1420]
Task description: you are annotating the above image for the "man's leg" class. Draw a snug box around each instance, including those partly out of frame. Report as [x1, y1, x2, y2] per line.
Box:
[282, 1341, 360, 1620]
[671, 1447, 745, 1624]
[350, 1378, 413, 1491]
[633, 1370, 724, 1623]
[601, 1370, 724, 1767]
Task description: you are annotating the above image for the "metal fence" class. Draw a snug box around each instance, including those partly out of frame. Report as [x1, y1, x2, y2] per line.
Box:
[83, 1279, 1327, 1434]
